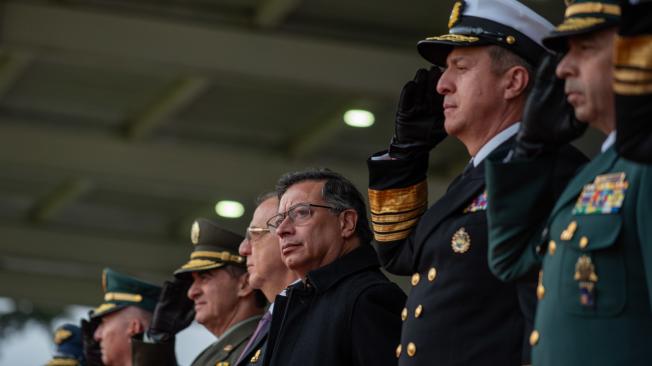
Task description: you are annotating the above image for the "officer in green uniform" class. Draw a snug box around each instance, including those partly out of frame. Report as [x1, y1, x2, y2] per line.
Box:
[485, 0, 652, 365]
[46, 324, 85, 366]
[131, 218, 265, 366]
[88, 268, 162, 366]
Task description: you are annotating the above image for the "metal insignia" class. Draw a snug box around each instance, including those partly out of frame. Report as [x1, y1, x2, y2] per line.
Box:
[574, 255, 598, 307]
[190, 221, 200, 245]
[250, 349, 262, 363]
[451, 227, 471, 253]
[448, 1, 465, 29]
[54, 329, 72, 345]
[101, 269, 108, 293]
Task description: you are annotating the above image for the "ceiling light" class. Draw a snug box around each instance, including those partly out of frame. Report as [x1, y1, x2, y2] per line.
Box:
[343, 109, 375, 128]
[215, 200, 244, 218]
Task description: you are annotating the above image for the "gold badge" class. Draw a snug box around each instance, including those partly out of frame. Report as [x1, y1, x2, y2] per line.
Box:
[191, 221, 200, 245]
[250, 349, 261, 363]
[574, 255, 598, 306]
[448, 1, 465, 29]
[54, 329, 72, 345]
[451, 227, 471, 253]
[560, 220, 577, 241]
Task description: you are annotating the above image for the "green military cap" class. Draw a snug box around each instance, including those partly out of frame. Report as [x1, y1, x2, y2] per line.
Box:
[173, 218, 245, 277]
[543, 0, 621, 52]
[91, 268, 162, 319]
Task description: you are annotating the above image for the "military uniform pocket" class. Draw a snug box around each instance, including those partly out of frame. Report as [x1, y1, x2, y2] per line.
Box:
[558, 214, 625, 317]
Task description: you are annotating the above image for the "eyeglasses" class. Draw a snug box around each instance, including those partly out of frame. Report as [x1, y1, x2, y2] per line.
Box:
[246, 227, 270, 241]
[266, 203, 343, 232]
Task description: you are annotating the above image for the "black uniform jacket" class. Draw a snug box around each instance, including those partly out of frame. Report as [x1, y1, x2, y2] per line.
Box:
[262, 244, 406, 366]
[367, 140, 587, 366]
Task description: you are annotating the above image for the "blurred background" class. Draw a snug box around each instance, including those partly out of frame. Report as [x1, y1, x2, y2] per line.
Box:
[0, 0, 602, 363]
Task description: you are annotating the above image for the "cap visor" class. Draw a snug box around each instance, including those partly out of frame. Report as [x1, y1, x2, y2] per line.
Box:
[90, 302, 127, 319]
[543, 21, 618, 52]
[173, 259, 225, 277]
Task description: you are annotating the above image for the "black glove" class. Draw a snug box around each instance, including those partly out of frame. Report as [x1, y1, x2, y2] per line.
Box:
[614, 0, 652, 163]
[81, 317, 104, 366]
[146, 277, 195, 343]
[512, 54, 588, 159]
[389, 67, 447, 159]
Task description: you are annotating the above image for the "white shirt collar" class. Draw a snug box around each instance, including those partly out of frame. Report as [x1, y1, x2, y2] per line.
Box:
[601, 131, 616, 153]
[472, 123, 520, 167]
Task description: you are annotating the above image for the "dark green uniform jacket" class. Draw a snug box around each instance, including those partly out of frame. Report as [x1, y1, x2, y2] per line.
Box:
[132, 315, 260, 366]
[367, 140, 587, 366]
[486, 146, 652, 365]
[263, 245, 406, 366]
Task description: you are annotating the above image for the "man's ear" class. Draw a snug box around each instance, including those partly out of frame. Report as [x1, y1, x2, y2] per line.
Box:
[339, 210, 358, 239]
[237, 272, 255, 298]
[127, 317, 145, 337]
[503, 65, 530, 100]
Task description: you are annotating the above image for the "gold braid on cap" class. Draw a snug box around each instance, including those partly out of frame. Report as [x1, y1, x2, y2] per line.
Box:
[190, 250, 244, 264]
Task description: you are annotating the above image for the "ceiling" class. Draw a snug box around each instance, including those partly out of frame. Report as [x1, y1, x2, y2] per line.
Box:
[0, 0, 601, 309]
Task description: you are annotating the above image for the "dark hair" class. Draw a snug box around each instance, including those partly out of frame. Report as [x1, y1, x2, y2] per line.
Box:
[275, 168, 373, 245]
[223, 265, 268, 308]
[487, 45, 535, 94]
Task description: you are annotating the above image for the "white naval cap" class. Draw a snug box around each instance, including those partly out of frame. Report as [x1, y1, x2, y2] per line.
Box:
[418, 0, 554, 66]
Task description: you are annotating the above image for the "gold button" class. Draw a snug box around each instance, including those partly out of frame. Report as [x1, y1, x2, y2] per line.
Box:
[548, 240, 556, 255]
[411, 273, 420, 286]
[529, 330, 540, 346]
[415, 304, 423, 318]
[401, 307, 408, 321]
[395, 344, 402, 358]
[407, 342, 416, 357]
[579, 236, 589, 249]
[506, 35, 516, 44]
[537, 284, 545, 300]
[428, 267, 437, 282]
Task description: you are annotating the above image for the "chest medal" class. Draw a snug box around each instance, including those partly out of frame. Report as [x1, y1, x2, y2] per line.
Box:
[451, 227, 471, 254]
[574, 255, 598, 307]
[573, 172, 628, 215]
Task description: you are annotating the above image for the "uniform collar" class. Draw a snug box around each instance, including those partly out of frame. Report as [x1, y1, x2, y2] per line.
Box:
[304, 245, 380, 294]
[472, 123, 520, 167]
[216, 315, 262, 341]
[601, 131, 616, 153]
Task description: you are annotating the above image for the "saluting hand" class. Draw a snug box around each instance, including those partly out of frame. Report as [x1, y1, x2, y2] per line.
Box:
[389, 67, 447, 159]
[81, 317, 104, 366]
[513, 53, 588, 159]
[146, 277, 195, 343]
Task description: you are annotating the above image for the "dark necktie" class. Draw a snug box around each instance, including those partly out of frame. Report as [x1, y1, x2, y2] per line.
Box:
[236, 311, 272, 364]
